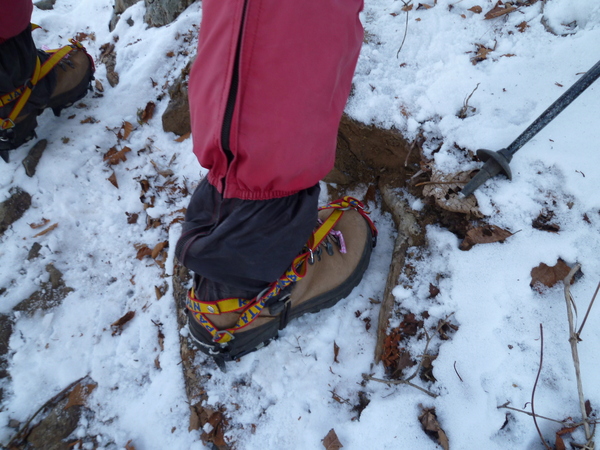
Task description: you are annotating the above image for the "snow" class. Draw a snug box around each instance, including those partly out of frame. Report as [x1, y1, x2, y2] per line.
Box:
[1, 0, 600, 449]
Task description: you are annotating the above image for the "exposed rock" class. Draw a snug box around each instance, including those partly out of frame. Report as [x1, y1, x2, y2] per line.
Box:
[162, 63, 191, 136]
[0, 188, 32, 236]
[0, 314, 13, 379]
[13, 264, 74, 315]
[34, 0, 56, 10]
[22, 139, 48, 177]
[28, 242, 43, 260]
[144, 0, 197, 28]
[109, 0, 142, 31]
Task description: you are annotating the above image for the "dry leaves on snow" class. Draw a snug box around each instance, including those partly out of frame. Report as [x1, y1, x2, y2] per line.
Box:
[484, 1, 516, 20]
[104, 146, 132, 165]
[111, 311, 135, 336]
[419, 407, 449, 450]
[422, 170, 483, 218]
[322, 429, 343, 450]
[459, 224, 513, 250]
[138, 101, 156, 125]
[530, 258, 576, 292]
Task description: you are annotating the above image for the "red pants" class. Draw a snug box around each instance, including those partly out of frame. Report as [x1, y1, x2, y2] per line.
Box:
[189, 0, 364, 200]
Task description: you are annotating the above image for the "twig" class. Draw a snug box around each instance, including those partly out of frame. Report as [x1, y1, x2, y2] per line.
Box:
[497, 402, 572, 426]
[577, 280, 600, 337]
[453, 361, 463, 382]
[396, 2, 411, 58]
[564, 264, 592, 441]
[363, 374, 438, 398]
[414, 180, 468, 187]
[532, 323, 551, 450]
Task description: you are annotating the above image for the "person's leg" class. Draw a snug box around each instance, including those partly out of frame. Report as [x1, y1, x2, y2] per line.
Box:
[1, 0, 95, 160]
[178, 0, 375, 362]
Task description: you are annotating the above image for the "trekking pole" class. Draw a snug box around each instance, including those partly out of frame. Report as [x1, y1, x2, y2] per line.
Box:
[461, 57, 600, 197]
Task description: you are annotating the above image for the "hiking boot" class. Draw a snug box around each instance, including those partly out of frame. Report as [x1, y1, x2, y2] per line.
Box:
[186, 197, 378, 366]
[1, 41, 94, 160]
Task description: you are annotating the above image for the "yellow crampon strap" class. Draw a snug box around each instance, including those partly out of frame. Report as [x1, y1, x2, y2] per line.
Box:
[185, 196, 376, 344]
[1, 41, 76, 131]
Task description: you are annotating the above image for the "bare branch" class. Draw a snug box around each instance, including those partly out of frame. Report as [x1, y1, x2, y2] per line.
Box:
[532, 323, 552, 450]
[564, 264, 593, 441]
[497, 402, 574, 426]
[363, 374, 438, 398]
[577, 280, 600, 337]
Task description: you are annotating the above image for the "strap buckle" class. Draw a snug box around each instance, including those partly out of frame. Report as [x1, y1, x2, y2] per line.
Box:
[1, 118, 16, 131]
[213, 330, 235, 343]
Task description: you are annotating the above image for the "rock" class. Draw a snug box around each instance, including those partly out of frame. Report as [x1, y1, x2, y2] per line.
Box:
[28, 242, 43, 260]
[13, 264, 74, 315]
[144, 0, 196, 28]
[34, 0, 56, 10]
[0, 188, 32, 236]
[109, 0, 142, 31]
[0, 314, 13, 379]
[162, 64, 192, 136]
[22, 139, 48, 177]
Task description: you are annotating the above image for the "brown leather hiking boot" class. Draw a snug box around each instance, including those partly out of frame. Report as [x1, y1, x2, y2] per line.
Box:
[186, 197, 377, 366]
[1, 42, 94, 161]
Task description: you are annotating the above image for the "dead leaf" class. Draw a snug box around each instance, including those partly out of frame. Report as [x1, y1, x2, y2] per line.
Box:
[555, 424, 580, 450]
[459, 224, 513, 250]
[111, 311, 135, 336]
[175, 132, 191, 142]
[585, 399, 592, 416]
[135, 244, 152, 260]
[468, 5, 483, 13]
[429, 283, 440, 298]
[532, 210, 560, 232]
[80, 116, 98, 124]
[422, 169, 483, 217]
[119, 121, 134, 140]
[484, 1, 516, 19]
[401, 3, 413, 11]
[530, 258, 573, 292]
[30, 218, 50, 229]
[64, 382, 97, 410]
[138, 102, 156, 124]
[126, 212, 139, 224]
[108, 171, 119, 188]
[155, 283, 168, 300]
[419, 407, 450, 450]
[417, 3, 433, 9]
[333, 341, 340, 363]
[151, 241, 168, 259]
[33, 223, 58, 238]
[471, 43, 494, 65]
[104, 146, 132, 165]
[201, 411, 227, 447]
[125, 440, 136, 450]
[516, 21, 529, 32]
[95, 79, 104, 92]
[322, 429, 343, 450]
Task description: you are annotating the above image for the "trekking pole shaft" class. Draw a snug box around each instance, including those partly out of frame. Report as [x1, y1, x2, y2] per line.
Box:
[506, 59, 600, 157]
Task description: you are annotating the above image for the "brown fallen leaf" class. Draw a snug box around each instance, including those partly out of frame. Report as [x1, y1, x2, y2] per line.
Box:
[471, 43, 494, 65]
[151, 241, 168, 259]
[468, 5, 483, 13]
[125, 440, 136, 450]
[174, 132, 191, 142]
[201, 411, 228, 447]
[108, 171, 119, 188]
[422, 169, 483, 217]
[138, 102, 156, 124]
[333, 341, 340, 363]
[419, 407, 450, 450]
[119, 121, 134, 140]
[516, 21, 529, 32]
[417, 3, 433, 9]
[111, 311, 135, 336]
[80, 116, 98, 124]
[484, 1, 516, 19]
[104, 146, 131, 165]
[155, 283, 168, 300]
[95, 79, 104, 92]
[323, 429, 343, 450]
[530, 258, 574, 292]
[33, 222, 58, 238]
[135, 244, 152, 260]
[64, 382, 97, 410]
[126, 212, 139, 224]
[401, 3, 413, 11]
[29, 218, 50, 229]
[459, 224, 513, 250]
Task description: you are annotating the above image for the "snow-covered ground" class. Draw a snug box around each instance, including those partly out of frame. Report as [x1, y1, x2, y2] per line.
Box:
[1, 0, 599, 449]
